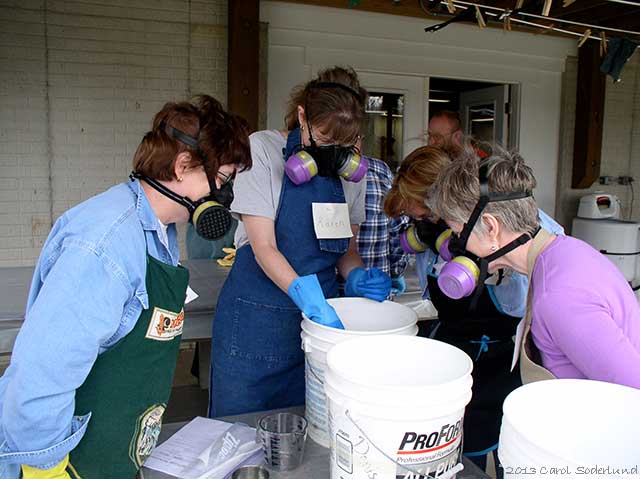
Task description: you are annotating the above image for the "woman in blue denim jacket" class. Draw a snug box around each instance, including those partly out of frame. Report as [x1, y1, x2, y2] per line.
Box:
[0, 97, 252, 479]
[385, 145, 564, 476]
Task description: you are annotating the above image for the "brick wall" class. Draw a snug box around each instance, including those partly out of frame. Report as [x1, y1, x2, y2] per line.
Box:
[0, 0, 228, 266]
[0, 1, 50, 266]
[556, 54, 640, 230]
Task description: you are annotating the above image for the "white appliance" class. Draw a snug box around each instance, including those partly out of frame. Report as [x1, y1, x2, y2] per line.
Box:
[572, 193, 640, 283]
[576, 193, 621, 219]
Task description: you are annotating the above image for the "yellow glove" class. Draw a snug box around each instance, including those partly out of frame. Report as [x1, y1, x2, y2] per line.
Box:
[216, 247, 236, 267]
[22, 455, 71, 479]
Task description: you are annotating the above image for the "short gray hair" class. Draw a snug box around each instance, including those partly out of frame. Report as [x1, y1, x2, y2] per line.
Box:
[426, 144, 540, 237]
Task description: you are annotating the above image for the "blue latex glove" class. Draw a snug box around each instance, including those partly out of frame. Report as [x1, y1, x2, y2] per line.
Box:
[391, 276, 406, 296]
[288, 274, 344, 329]
[345, 267, 392, 302]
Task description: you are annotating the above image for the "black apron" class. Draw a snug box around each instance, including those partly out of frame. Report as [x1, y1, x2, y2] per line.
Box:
[426, 275, 522, 455]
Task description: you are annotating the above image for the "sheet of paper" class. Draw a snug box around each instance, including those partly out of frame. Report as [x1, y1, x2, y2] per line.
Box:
[511, 318, 526, 372]
[312, 202, 353, 239]
[144, 417, 264, 479]
[185, 285, 199, 304]
[144, 417, 262, 479]
[144, 417, 232, 476]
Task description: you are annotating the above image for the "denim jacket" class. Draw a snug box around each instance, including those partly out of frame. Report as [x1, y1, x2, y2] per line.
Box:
[416, 209, 565, 318]
[0, 179, 179, 475]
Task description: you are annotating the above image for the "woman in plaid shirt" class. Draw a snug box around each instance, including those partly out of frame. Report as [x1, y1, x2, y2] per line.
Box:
[356, 155, 409, 294]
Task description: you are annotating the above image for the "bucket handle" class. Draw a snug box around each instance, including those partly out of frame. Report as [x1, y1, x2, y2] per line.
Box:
[301, 336, 311, 353]
[305, 357, 324, 386]
[344, 409, 464, 479]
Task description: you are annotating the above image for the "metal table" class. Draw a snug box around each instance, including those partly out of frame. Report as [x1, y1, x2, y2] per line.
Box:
[0, 260, 426, 355]
[142, 407, 490, 479]
[0, 259, 425, 388]
[0, 259, 230, 355]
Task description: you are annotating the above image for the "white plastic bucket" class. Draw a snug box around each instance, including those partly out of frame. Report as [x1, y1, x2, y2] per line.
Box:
[498, 379, 640, 479]
[324, 335, 473, 479]
[301, 298, 418, 447]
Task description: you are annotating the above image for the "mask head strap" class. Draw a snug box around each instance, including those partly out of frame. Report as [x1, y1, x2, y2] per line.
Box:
[130, 171, 196, 212]
[451, 163, 533, 255]
[308, 81, 363, 103]
[451, 162, 534, 310]
[304, 102, 318, 149]
[469, 225, 541, 309]
[155, 121, 231, 205]
[159, 120, 204, 163]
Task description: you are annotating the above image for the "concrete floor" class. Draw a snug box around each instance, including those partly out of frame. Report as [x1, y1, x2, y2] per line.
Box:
[165, 341, 209, 423]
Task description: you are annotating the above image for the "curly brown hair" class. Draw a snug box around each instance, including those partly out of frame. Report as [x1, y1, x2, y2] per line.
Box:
[133, 95, 252, 182]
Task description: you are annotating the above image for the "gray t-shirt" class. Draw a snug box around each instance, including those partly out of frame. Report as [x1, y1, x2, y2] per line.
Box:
[233, 129, 366, 248]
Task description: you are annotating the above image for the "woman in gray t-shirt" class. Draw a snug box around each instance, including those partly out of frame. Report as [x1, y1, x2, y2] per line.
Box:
[209, 66, 393, 417]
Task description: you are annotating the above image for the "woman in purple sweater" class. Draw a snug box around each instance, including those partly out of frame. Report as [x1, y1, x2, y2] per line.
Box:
[426, 144, 640, 388]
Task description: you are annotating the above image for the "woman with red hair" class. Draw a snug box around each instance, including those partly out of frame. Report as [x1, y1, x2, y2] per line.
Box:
[0, 96, 251, 479]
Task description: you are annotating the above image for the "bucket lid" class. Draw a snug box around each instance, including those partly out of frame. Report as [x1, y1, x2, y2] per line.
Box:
[325, 336, 473, 408]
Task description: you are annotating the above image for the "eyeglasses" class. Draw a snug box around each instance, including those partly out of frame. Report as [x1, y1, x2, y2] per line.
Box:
[216, 170, 235, 186]
[427, 130, 454, 143]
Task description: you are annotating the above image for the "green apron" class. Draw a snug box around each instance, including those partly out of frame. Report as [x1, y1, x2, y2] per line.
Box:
[67, 253, 189, 478]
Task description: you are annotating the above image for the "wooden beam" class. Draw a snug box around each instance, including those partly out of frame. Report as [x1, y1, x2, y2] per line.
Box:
[279, 0, 431, 19]
[572, 40, 607, 189]
[228, 0, 260, 132]
[599, 11, 640, 31]
[557, 2, 631, 23]
[279, 0, 579, 39]
[549, 0, 607, 18]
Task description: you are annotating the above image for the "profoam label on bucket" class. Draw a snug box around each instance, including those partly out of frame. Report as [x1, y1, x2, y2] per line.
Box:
[329, 405, 464, 479]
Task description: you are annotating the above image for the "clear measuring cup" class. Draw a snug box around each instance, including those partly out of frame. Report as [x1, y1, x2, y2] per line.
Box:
[256, 412, 308, 471]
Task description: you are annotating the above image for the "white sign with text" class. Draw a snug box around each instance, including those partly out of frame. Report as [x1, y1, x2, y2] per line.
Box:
[312, 203, 353, 239]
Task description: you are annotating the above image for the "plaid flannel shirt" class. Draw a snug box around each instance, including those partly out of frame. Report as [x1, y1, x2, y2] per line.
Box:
[356, 157, 409, 278]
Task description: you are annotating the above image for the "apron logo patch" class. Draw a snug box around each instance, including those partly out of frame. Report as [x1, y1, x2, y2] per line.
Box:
[146, 307, 184, 341]
[129, 404, 165, 467]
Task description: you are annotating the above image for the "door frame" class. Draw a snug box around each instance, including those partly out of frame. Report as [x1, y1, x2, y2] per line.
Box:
[353, 70, 427, 162]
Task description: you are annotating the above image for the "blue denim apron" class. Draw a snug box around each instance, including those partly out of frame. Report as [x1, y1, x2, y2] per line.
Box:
[209, 129, 349, 417]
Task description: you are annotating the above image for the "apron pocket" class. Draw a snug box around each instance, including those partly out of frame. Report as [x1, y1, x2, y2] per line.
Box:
[318, 237, 349, 254]
[230, 297, 303, 362]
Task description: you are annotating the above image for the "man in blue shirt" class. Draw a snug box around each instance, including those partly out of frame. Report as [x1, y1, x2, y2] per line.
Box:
[0, 96, 251, 479]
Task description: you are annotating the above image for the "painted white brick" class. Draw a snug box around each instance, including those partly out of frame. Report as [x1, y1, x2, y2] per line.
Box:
[47, 1, 189, 23]
[0, 225, 21, 237]
[0, 0, 228, 266]
[0, 178, 19, 189]
[0, 189, 19, 202]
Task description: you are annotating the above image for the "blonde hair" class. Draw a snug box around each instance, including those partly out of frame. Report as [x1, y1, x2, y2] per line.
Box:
[284, 66, 367, 145]
[384, 146, 452, 218]
[426, 144, 540, 236]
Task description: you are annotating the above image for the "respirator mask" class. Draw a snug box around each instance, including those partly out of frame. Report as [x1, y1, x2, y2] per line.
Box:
[436, 165, 539, 306]
[131, 124, 234, 241]
[284, 81, 368, 185]
[399, 219, 451, 255]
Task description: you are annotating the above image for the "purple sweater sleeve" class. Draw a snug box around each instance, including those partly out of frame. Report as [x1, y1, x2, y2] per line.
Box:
[534, 289, 640, 389]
